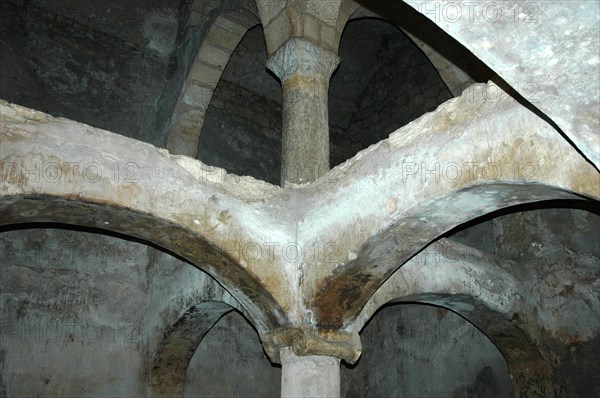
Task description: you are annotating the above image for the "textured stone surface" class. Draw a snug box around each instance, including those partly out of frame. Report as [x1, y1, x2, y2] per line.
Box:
[151, 302, 233, 397]
[184, 311, 281, 398]
[195, 25, 282, 186]
[0, 0, 199, 147]
[353, 204, 600, 396]
[329, 19, 453, 166]
[0, 227, 243, 397]
[198, 77, 282, 184]
[166, 8, 260, 158]
[301, 82, 598, 328]
[280, 347, 340, 398]
[268, 38, 339, 185]
[343, 304, 513, 398]
[405, 0, 600, 168]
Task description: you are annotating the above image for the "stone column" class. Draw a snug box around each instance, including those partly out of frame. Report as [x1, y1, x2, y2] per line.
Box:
[280, 347, 341, 398]
[267, 38, 339, 186]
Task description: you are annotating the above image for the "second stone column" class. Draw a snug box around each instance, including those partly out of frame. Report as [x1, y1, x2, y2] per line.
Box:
[267, 38, 339, 186]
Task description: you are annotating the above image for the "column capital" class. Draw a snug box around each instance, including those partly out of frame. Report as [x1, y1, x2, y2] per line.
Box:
[262, 326, 362, 364]
[266, 38, 339, 82]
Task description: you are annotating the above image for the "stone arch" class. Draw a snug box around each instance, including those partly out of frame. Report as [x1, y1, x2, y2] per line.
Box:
[328, 17, 454, 166]
[196, 23, 283, 185]
[389, 297, 555, 397]
[345, 4, 484, 97]
[299, 83, 599, 327]
[348, 300, 514, 397]
[350, 239, 521, 333]
[166, 5, 261, 158]
[0, 101, 292, 334]
[184, 309, 282, 397]
[150, 301, 233, 397]
[350, 239, 561, 396]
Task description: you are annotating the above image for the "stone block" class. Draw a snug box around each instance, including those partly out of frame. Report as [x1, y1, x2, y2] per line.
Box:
[198, 42, 232, 69]
[320, 24, 337, 51]
[215, 16, 248, 37]
[302, 13, 320, 43]
[188, 62, 222, 86]
[264, 12, 291, 55]
[182, 82, 214, 108]
[256, 0, 286, 26]
[206, 20, 245, 51]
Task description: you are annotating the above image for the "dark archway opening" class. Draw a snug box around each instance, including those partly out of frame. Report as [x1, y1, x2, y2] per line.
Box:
[341, 302, 513, 397]
[184, 310, 281, 397]
[198, 24, 282, 185]
[329, 18, 453, 167]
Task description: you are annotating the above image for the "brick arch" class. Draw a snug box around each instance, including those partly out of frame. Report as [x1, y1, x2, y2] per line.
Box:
[166, 6, 261, 158]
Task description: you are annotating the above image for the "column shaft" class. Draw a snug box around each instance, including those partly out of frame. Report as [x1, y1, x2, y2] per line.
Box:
[281, 74, 331, 185]
[267, 38, 339, 186]
[280, 347, 340, 398]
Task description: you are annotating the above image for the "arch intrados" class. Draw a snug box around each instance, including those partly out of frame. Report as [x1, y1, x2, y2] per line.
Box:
[313, 182, 596, 327]
[0, 194, 286, 333]
[444, 198, 600, 239]
[151, 301, 235, 398]
[364, 296, 553, 396]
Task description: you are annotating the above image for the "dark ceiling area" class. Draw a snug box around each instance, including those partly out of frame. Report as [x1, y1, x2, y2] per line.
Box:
[1, 0, 197, 146]
[2, 0, 457, 184]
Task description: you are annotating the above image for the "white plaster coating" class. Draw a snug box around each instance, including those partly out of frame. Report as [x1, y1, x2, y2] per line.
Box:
[406, 0, 600, 168]
[295, 83, 598, 301]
